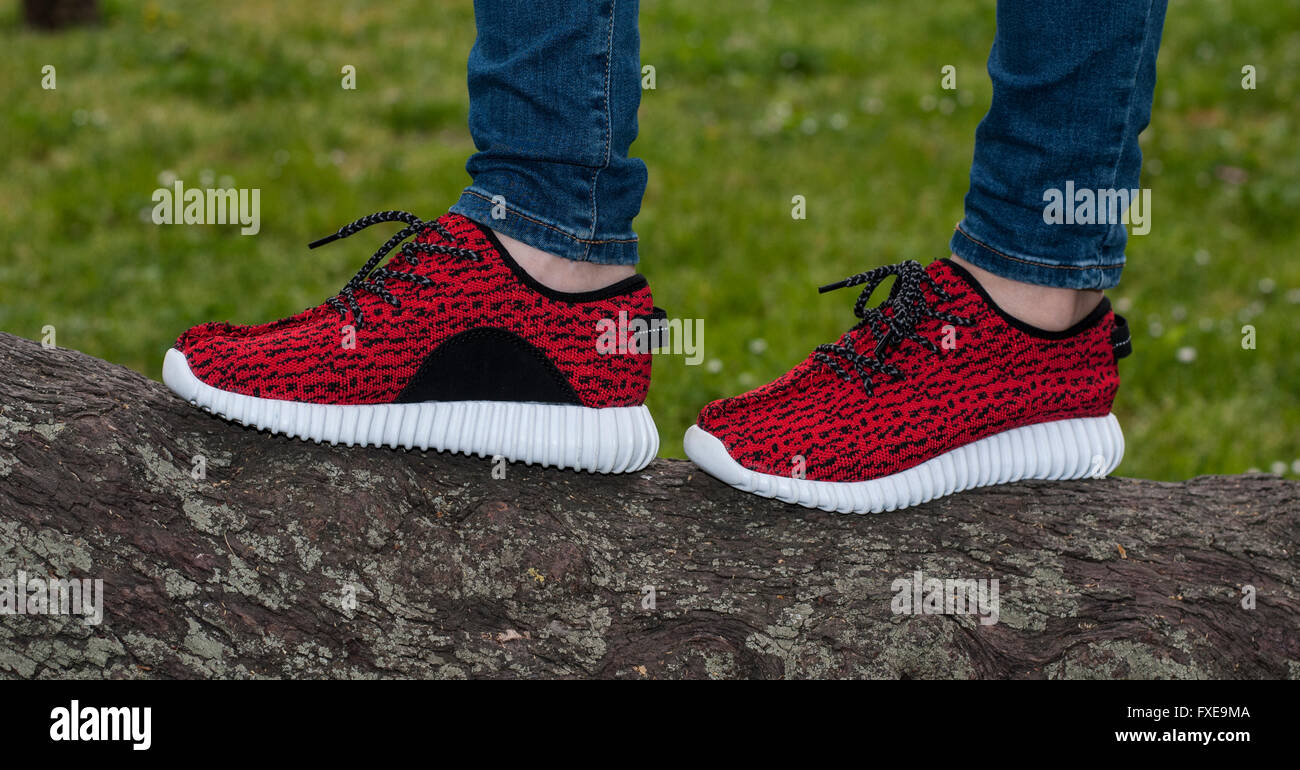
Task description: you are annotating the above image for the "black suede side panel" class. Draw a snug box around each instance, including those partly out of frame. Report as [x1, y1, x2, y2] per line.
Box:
[395, 328, 582, 405]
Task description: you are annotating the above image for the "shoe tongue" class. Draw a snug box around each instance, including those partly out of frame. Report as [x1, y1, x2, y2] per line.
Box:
[408, 212, 503, 266]
[344, 216, 455, 307]
[424, 212, 490, 250]
[924, 258, 971, 298]
[414, 213, 449, 242]
[384, 212, 463, 275]
[843, 259, 970, 356]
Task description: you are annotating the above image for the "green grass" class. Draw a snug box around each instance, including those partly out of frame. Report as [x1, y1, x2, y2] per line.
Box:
[2, 0, 1297, 480]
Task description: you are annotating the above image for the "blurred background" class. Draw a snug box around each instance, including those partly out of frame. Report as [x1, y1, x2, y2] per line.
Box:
[2, 0, 1297, 480]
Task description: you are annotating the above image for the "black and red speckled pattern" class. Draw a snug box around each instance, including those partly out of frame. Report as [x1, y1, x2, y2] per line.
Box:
[175, 213, 654, 408]
[696, 259, 1122, 483]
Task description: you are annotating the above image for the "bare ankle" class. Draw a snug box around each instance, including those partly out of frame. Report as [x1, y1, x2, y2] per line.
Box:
[949, 255, 1103, 332]
[494, 230, 636, 293]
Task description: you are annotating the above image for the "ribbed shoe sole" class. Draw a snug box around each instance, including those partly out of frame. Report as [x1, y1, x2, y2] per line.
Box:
[683, 414, 1124, 514]
[162, 348, 659, 474]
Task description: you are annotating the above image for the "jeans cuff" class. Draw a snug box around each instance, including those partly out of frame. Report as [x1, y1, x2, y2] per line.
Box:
[949, 222, 1123, 290]
[451, 188, 639, 266]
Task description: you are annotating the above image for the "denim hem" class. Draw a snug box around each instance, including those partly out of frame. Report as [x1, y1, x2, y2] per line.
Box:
[950, 222, 1123, 291]
[452, 188, 639, 266]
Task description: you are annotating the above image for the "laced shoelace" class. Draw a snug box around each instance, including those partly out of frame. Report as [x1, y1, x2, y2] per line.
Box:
[813, 260, 974, 395]
[307, 210, 482, 328]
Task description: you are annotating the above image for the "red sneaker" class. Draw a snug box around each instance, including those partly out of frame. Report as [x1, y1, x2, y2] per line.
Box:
[163, 211, 661, 473]
[684, 258, 1131, 513]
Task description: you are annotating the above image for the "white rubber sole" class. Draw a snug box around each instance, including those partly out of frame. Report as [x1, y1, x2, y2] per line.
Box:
[162, 348, 659, 474]
[683, 414, 1124, 514]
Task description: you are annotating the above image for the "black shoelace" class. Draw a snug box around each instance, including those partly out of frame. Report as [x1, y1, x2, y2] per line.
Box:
[307, 210, 482, 328]
[813, 260, 974, 395]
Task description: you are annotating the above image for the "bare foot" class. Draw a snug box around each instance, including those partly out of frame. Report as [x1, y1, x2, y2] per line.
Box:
[950, 255, 1103, 331]
[495, 230, 636, 293]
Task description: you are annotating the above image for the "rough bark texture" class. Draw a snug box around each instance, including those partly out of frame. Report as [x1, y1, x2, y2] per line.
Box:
[0, 331, 1296, 679]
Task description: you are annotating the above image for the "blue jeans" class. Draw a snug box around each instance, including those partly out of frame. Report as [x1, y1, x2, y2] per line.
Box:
[451, 0, 644, 265]
[454, 0, 1166, 284]
[950, 0, 1168, 289]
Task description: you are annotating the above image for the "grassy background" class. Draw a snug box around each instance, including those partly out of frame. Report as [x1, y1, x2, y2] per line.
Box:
[2, 0, 1297, 480]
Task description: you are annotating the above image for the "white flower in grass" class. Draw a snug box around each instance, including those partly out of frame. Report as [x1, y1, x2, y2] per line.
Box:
[1175, 346, 1197, 363]
[748, 338, 768, 355]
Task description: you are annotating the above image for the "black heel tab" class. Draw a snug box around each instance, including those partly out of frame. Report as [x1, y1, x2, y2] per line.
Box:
[1111, 314, 1132, 361]
[631, 307, 669, 352]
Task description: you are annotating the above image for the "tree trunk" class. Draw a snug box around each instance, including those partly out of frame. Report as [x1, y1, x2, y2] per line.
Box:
[0, 331, 1296, 679]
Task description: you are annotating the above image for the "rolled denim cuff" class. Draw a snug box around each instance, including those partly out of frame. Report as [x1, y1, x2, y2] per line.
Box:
[452, 181, 640, 266]
[950, 221, 1124, 290]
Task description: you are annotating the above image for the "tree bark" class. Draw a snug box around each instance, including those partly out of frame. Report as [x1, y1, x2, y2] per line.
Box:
[0, 331, 1296, 679]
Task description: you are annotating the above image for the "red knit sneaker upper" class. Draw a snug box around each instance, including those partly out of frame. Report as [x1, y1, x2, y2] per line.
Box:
[695, 258, 1125, 483]
[175, 212, 655, 408]
[175, 307, 318, 347]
